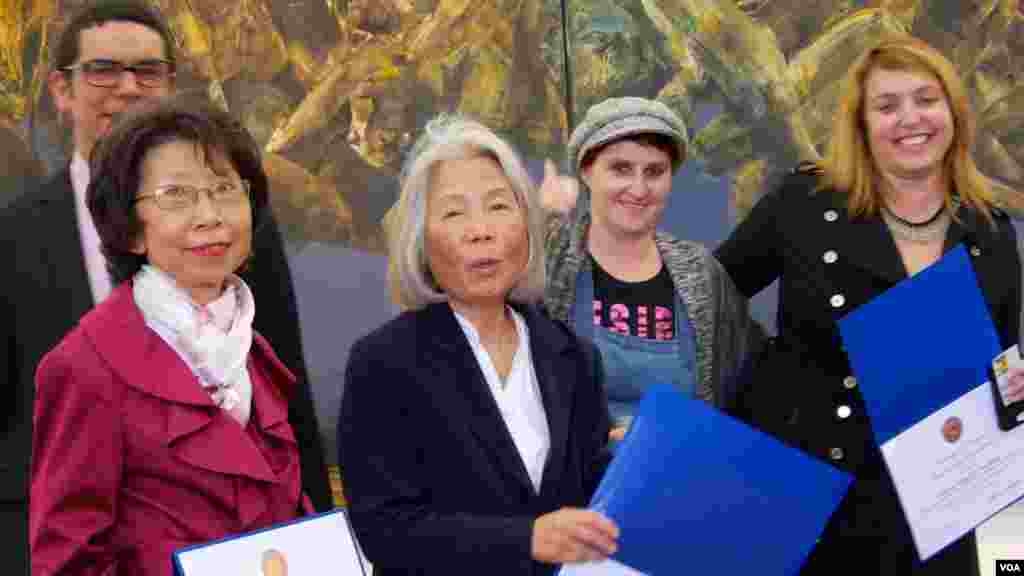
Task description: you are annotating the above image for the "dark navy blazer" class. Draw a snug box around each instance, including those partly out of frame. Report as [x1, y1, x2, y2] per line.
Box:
[339, 302, 611, 576]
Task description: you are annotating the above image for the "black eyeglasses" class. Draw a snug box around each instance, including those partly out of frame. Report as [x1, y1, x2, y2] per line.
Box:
[135, 181, 251, 211]
[60, 59, 175, 88]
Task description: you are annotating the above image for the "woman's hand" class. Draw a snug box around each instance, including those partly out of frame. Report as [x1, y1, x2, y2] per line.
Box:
[539, 159, 579, 215]
[531, 507, 619, 565]
[609, 427, 628, 442]
[1005, 368, 1024, 404]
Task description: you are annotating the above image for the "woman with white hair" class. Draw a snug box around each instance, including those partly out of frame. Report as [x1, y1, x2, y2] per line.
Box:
[338, 116, 619, 576]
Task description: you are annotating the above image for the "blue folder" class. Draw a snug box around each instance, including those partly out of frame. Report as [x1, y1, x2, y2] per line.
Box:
[837, 245, 1001, 445]
[589, 384, 852, 576]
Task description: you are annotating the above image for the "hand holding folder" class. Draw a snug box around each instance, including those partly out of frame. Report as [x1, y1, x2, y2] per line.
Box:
[533, 508, 620, 565]
[575, 384, 852, 576]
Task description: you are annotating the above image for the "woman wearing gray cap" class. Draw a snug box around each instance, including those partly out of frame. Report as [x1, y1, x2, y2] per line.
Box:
[543, 97, 759, 438]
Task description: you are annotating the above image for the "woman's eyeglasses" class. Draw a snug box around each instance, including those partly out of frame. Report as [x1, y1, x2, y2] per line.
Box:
[60, 59, 175, 89]
[135, 181, 251, 211]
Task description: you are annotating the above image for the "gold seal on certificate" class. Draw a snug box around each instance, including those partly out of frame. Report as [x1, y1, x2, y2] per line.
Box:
[941, 417, 962, 443]
[262, 548, 288, 576]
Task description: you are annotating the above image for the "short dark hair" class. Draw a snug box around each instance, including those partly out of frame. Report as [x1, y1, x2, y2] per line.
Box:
[53, 0, 176, 72]
[88, 95, 270, 284]
[578, 132, 682, 172]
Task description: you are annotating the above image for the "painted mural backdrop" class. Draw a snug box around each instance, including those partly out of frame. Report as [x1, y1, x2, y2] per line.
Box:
[2, 0, 1024, 465]
[567, 0, 1024, 216]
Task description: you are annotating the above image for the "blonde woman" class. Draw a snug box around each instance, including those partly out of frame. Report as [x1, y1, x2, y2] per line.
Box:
[715, 35, 1018, 574]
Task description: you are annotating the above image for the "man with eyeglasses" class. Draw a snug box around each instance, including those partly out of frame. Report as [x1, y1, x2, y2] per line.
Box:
[0, 2, 331, 572]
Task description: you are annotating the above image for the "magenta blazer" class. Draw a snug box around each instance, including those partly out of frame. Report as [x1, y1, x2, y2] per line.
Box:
[30, 283, 312, 576]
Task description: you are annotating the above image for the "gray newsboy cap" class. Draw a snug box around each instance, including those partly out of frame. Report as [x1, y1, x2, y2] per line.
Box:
[567, 97, 689, 174]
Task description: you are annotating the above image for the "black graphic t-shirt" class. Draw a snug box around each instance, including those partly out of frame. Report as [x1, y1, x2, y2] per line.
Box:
[589, 254, 676, 340]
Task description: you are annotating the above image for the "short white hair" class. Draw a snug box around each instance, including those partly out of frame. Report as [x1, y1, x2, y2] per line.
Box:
[389, 114, 546, 311]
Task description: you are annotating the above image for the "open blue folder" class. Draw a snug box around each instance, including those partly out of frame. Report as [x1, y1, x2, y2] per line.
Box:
[589, 384, 852, 576]
[837, 245, 1001, 445]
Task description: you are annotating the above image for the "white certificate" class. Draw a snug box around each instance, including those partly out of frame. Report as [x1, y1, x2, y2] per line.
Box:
[558, 558, 647, 576]
[174, 509, 367, 576]
[880, 381, 1024, 561]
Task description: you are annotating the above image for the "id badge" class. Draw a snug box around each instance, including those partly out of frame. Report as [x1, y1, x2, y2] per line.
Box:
[989, 345, 1024, 431]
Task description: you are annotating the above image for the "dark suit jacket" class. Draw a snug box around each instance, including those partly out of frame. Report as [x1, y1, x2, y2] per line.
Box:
[338, 302, 612, 576]
[714, 166, 1017, 575]
[1, 169, 330, 573]
[30, 283, 310, 576]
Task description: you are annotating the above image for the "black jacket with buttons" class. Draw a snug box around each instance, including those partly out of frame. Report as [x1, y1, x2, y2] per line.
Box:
[715, 165, 1020, 575]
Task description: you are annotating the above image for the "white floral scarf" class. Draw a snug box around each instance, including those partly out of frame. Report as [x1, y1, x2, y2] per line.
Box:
[133, 264, 255, 425]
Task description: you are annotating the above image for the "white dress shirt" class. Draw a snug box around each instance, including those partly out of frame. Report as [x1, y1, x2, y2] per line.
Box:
[453, 306, 551, 493]
[71, 153, 113, 304]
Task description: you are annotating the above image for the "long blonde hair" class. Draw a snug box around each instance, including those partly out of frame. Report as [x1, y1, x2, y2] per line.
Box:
[820, 34, 994, 223]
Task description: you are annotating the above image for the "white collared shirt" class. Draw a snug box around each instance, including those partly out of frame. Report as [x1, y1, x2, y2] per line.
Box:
[71, 153, 113, 304]
[453, 306, 551, 493]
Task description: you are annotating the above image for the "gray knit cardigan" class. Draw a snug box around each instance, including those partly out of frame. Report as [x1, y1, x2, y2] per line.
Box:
[543, 211, 762, 411]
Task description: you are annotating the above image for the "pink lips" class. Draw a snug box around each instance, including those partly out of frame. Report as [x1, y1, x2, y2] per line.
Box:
[469, 258, 500, 273]
[189, 243, 229, 257]
[894, 133, 932, 146]
[617, 195, 649, 208]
